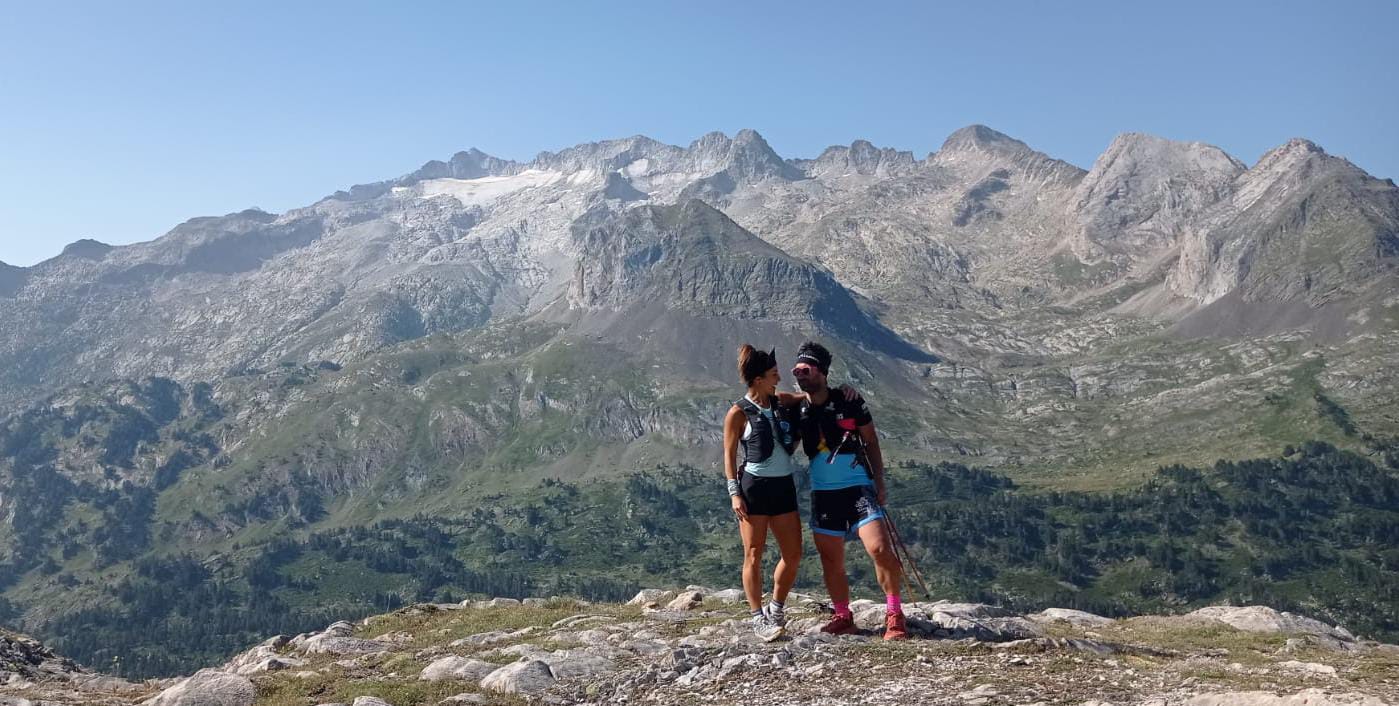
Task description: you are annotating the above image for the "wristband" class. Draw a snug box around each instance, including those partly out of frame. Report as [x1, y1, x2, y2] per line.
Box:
[726, 478, 741, 497]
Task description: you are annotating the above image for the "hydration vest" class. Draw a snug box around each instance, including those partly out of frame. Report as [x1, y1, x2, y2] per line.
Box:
[799, 395, 864, 461]
[737, 395, 799, 465]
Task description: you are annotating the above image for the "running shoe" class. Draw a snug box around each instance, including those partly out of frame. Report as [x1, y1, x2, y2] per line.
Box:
[883, 611, 908, 641]
[820, 613, 858, 635]
[765, 602, 787, 627]
[751, 612, 785, 642]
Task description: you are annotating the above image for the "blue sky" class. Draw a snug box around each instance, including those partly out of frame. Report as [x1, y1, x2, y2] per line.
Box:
[1, 0, 1395, 266]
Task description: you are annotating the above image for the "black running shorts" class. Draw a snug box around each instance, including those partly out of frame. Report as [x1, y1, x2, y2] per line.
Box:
[810, 484, 884, 540]
[739, 472, 799, 516]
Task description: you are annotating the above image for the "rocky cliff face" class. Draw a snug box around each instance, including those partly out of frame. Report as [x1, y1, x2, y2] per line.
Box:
[566, 200, 885, 334]
[1169, 139, 1399, 307]
[1071, 133, 1246, 269]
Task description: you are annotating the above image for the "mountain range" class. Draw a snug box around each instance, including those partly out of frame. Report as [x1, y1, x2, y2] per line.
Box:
[3, 125, 1395, 408]
[0, 124, 1396, 676]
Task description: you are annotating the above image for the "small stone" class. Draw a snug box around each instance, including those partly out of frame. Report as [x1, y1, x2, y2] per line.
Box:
[618, 639, 669, 656]
[958, 684, 999, 704]
[1185, 606, 1354, 642]
[420, 656, 498, 682]
[1278, 660, 1338, 676]
[480, 659, 555, 695]
[438, 695, 489, 705]
[710, 588, 746, 603]
[627, 589, 674, 605]
[666, 590, 704, 611]
[142, 669, 255, 706]
[301, 633, 390, 655]
[544, 650, 615, 679]
[1029, 608, 1116, 628]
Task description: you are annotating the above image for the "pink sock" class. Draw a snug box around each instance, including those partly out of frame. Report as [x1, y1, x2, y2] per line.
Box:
[886, 594, 902, 614]
[833, 600, 851, 618]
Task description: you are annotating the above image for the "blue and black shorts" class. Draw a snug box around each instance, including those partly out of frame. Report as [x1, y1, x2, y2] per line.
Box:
[810, 484, 885, 540]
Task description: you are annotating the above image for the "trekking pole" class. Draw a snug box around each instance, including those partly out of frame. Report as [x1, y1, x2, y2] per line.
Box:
[880, 504, 933, 601]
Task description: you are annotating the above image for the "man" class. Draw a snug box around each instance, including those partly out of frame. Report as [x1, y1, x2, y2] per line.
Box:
[791, 341, 907, 640]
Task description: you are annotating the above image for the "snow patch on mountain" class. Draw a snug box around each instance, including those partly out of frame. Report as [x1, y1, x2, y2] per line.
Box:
[397, 170, 564, 207]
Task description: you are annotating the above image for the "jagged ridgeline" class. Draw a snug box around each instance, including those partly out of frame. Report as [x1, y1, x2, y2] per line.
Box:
[0, 126, 1396, 678]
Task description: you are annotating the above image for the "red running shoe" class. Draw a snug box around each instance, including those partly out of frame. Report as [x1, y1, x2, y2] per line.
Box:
[884, 612, 908, 641]
[821, 613, 858, 635]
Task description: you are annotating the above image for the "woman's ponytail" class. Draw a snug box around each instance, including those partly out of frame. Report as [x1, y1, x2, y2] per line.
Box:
[737, 344, 776, 385]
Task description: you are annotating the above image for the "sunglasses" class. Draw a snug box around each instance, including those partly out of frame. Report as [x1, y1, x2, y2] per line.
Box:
[791, 365, 820, 377]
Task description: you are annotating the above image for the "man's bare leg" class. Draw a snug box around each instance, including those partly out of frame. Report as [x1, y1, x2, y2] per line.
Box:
[856, 519, 903, 597]
[813, 532, 849, 604]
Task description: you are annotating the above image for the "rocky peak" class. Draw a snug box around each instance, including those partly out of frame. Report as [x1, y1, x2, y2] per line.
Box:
[58, 239, 113, 261]
[531, 135, 683, 174]
[569, 199, 811, 310]
[1260, 137, 1326, 164]
[1071, 133, 1246, 259]
[1240, 140, 1395, 222]
[687, 128, 802, 181]
[1089, 133, 1247, 176]
[933, 124, 1085, 186]
[1167, 136, 1399, 308]
[566, 200, 929, 363]
[331, 148, 526, 202]
[938, 124, 1027, 155]
[405, 147, 522, 183]
[1225, 139, 1339, 208]
[688, 130, 733, 157]
[569, 200, 800, 311]
[805, 139, 917, 177]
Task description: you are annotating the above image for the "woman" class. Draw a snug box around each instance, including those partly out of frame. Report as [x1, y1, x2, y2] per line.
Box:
[724, 345, 803, 641]
[723, 345, 856, 640]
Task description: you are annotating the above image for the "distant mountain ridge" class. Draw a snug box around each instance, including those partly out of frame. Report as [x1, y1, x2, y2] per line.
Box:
[3, 125, 1396, 411]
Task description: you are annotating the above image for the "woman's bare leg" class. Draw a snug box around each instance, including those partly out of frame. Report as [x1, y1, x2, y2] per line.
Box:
[738, 513, 771, 612]
[767, 511, 803, 603]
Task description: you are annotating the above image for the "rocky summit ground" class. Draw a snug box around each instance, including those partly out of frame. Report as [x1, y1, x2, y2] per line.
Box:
[0, 587, 1395, 706]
